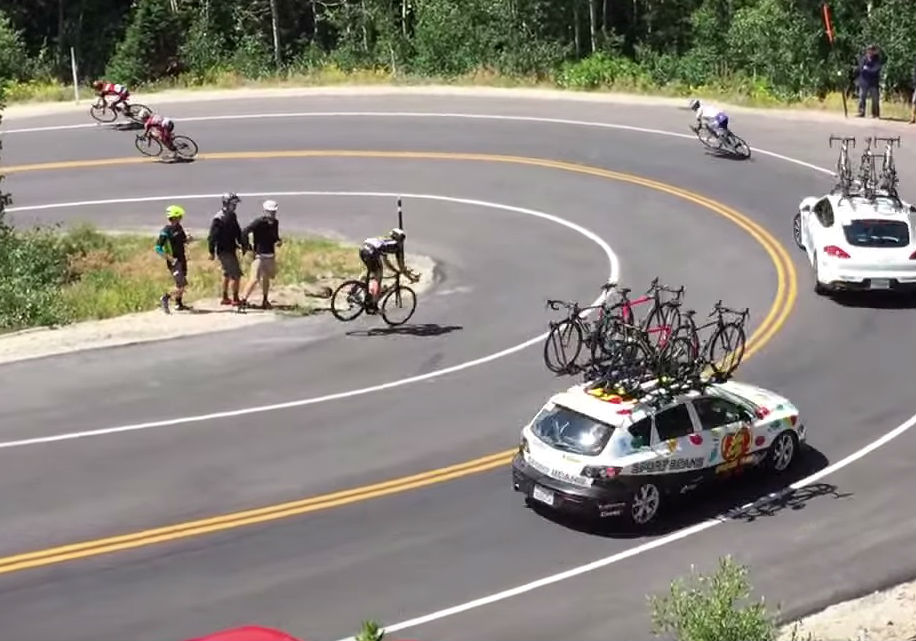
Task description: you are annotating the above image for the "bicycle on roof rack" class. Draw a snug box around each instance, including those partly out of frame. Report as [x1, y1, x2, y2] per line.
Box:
[874, 135, 900, 197]
[542, 296, 606, 374]
[857, 136, 882, 200]
[663, 299, 749, 385]
[829, 135, 857, 195]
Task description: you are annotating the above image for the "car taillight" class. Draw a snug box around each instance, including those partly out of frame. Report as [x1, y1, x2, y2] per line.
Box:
[582, 465, 621, 479]
[824, 245, 850, 258]
[755, 406, 771, 419]
[910, 250, 916, 260]
[790, 415, 798, 427]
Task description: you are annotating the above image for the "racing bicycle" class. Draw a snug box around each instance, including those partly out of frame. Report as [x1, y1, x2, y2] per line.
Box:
[829, 135, 856, 195]
[90, 96, 151, 125]
[874, 136, 900, 197]
[663, 299, 749, 385]
[542, 296, 606, 374]
[330, 270, 419, 326]
[135, 132, 199, 160]
[690, 123, 751, 159]
[857, 137, 880, 199]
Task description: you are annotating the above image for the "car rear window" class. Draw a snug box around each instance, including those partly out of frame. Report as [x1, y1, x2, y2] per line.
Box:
[843, 219, 910, 248]
[531, 405, 614, 456]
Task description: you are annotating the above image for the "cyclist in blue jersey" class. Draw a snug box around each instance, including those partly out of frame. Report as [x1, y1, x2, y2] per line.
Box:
[689, 98, 730, 137]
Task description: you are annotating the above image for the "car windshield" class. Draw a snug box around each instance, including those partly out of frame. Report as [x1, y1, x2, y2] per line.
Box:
[531, 405, 614, 456]
[843, 219, 910, 248]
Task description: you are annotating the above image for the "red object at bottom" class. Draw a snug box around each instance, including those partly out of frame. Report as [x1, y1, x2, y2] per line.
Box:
[184, 625, 305, 641]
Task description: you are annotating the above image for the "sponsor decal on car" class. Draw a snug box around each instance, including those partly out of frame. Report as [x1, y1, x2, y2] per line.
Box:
[631, 456, 704, 474]
[527, 454, 593, 487]
[721, 426, 751, 462]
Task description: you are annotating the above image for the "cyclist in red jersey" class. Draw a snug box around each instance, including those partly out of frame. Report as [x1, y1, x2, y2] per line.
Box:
[143, 113, 178, 157]
[92, 80, 130, 113]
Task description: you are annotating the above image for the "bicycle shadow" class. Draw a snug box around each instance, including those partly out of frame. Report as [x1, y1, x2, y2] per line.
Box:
[830, 291, 916, 309]
[525, 445, 841, 539]
[346, 323, 463, 338]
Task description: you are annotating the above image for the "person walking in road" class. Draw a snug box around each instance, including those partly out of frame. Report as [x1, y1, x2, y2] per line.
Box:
[855, 44, 883, 118]
[208, 192, 249, 305]
[239, 199, 283, 310]
[156, 204, 193, 314]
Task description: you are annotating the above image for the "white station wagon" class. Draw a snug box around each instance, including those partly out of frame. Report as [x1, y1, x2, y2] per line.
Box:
[512, 378, 805, 527]
[793, 192, 916, 295]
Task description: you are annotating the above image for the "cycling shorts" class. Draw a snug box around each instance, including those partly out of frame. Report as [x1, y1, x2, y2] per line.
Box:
[359, 244, 383, 278]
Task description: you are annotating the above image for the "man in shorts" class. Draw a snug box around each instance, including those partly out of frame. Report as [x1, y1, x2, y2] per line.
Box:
[156, 204, 193, 313]
[239, 199, 282, 310]
[208, 192, 249, 305]
[359, 228, 419, 312]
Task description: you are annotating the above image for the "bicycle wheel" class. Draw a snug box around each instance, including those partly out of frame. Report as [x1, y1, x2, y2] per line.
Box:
[172, 135, 199, 160]
[656, 335, 698, 383]
[544, 319, 583, 373]
[612, 339, 656, 396]
[727, 133, 751, 159]
[125, 103, 151, 124]
[642, 302, 682, 351]
[696, 126, 721, 151]
[135, 135, 162, 157]
[330, 279, 369, 321]
[707, 321, 746, 379]
[89, 102, 117, 123]
[380, 284, 417, 326]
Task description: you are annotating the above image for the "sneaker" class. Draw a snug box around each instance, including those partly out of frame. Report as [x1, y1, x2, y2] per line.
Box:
[261, 301, 273, 310]
[175, 302, 191, 311]
[160, 294, 170, 314]
[220, 297, 232, 305]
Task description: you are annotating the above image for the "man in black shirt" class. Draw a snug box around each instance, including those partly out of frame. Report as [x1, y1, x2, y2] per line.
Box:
[239, 199, 283, 309]
[208, 192, 249, 305]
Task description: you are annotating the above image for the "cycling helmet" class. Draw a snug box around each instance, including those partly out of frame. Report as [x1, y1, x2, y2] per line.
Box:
[222, 192, 240, 208]
[263, 199, 279, 213]
[165, 204, 185, 220]
[389, 227, 406, 241]
[688, 98, 701, 111]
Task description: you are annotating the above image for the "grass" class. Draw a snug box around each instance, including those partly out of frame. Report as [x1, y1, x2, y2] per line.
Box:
[6, 65, 914, 121]
[59, 227, 364, 322]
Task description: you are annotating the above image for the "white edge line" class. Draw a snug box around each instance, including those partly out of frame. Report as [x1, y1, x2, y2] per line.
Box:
[0, 191, 617, 449]
[1, 111, 835, 177]
[333, 411, 916, 640]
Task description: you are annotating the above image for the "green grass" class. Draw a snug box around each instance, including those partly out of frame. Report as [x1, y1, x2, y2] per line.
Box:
[7, 64, 913, 120]
[58, 228, 364, 322]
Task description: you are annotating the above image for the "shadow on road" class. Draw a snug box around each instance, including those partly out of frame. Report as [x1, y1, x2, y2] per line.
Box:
[346, 323, 463, 338]
[525, 445, 845, 539]
[831, 291, 916, 310]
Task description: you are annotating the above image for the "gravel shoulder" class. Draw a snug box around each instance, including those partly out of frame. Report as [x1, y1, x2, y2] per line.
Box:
[0, 253, 436, 365]
[778, 578, 916, 641]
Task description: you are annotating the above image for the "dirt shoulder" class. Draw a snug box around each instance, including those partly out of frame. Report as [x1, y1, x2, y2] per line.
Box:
[777, 577, 916, 641]
[0, 253, 436, 366]
[4, 84, 912, 128]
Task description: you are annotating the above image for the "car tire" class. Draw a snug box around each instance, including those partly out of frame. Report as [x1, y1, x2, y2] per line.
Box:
[765, 430, 798, 474]
[792, 213, 804, 250]
[626, 481, 662, 527]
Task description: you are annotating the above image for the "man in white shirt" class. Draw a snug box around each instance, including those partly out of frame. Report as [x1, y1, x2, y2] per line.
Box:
[689, 98, 729, 135]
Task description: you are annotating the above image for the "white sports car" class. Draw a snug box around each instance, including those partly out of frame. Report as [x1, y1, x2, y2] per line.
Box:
[511, 378, 805, 527]
[793, 192, 916, 295]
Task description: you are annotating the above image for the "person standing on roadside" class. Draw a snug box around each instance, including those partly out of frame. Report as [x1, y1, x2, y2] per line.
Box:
[208, 192, 249, 305]
[239, 199, 283, 310]
[156, 204, 193, 314]
[855, 44, 883, 118]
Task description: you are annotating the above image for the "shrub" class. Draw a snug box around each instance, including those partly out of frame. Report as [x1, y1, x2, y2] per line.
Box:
[648, 555, 778, 641]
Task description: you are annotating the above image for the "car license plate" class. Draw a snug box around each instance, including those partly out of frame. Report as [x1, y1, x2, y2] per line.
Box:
[871, 278, 890, 290]
[532, 485, 555, 506]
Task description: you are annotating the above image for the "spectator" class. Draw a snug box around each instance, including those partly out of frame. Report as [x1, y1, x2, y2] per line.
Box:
[208, 192, 249, 305]
[156, 204, 193, 314]
[239, 199, 283, 310]
[855, 44, 882, 118]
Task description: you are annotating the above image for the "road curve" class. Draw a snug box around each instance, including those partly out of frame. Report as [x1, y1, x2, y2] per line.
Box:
[0, 93, 913, 641]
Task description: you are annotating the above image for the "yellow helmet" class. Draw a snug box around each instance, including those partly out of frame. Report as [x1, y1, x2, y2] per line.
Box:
[165, 204, 185, 220]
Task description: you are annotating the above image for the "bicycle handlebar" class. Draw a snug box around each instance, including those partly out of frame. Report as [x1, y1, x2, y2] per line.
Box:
[708, 300, 749, 318]
[873, 136, 901, 147]
[829, 135, 856, 148]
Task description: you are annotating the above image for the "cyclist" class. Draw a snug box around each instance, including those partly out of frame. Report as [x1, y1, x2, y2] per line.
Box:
[689, 98, 729, 137]
[143, 113, 178, 158]
[359, 228, 419, 312]
[156, 204, 193, 313]
[92, 80, 131, 113]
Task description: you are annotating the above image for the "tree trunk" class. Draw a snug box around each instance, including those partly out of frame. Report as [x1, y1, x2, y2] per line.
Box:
[269, 0, 281, 67]
[588, 0, 597, 53]
[401, 0, 408, 38]
[360, 0, 369, 53]
[573, 0, 581, 57]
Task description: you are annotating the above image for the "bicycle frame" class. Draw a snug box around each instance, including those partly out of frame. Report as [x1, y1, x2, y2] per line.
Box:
[605, 277, 684, 347]
[829, 135, 856, 195]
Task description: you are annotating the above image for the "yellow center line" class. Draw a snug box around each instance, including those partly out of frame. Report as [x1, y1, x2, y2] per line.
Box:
[0, 150, 796, 576]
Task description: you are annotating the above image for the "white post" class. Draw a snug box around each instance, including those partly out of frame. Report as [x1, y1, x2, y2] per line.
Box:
[70, 47, 79, 103]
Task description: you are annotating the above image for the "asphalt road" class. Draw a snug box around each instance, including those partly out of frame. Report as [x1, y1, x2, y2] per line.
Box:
[0, 92, 913, 641]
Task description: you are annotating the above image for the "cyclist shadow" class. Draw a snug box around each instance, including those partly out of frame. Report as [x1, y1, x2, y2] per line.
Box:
[346, 323, 463, 338]
[830, 291, 916, 310]
[702, 147, 753, 162]
[527, 445, 838, 539]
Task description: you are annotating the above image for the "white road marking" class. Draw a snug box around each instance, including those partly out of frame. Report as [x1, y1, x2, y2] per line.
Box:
[1, 111, 834, 176]
[333, 410, 916, 640]
[0, 191, 617, 450]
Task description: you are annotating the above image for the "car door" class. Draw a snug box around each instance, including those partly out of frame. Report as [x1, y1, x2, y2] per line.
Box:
[644, 402, 703, 484]
[690, 395, 756, 475]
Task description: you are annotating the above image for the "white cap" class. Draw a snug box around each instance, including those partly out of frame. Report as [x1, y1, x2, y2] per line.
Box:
[263, 199, 279, 212]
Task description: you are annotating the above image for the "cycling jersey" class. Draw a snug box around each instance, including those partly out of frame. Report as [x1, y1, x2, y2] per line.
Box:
[156, 223, 188, 262]
[99, 82, 129, 97]
[696, 103, 729, 129]
[361, 237, 400, 255]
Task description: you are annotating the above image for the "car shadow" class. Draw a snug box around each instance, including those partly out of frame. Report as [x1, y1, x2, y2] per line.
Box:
[830, 291, 916, 309]
[346, 323, 463, 338]
[526, 445, 841, 538]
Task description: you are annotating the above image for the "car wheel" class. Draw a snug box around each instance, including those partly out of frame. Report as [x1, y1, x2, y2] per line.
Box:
[627, 482, 662, 526]
[766, 431, 798, 473]
[792, 213, 804, 250]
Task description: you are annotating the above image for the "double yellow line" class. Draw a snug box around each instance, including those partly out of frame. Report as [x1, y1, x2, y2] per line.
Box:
[0, 150, 796, 575]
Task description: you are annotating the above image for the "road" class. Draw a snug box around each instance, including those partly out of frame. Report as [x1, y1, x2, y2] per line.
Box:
[0, 91, 913, 641]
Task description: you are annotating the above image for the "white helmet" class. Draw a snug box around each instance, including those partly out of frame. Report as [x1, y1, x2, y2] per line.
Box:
[263, 199, 279, 213]
[688, 98, 700, 111]
[390, 227, 406, 241]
